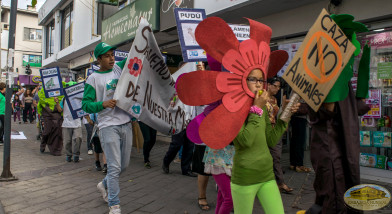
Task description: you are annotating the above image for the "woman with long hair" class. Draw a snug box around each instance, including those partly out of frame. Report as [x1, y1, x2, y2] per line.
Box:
[22, 89, 34, 123]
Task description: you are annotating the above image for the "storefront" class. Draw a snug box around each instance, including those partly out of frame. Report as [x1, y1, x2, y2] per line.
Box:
[358, 30, 392, 171]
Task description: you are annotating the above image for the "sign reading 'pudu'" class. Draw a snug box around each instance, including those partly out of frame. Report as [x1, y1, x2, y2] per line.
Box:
[282, 9, 356, 111]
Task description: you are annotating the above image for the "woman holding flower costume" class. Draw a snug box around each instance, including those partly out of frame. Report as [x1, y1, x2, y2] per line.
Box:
[176, 17, 300, 214]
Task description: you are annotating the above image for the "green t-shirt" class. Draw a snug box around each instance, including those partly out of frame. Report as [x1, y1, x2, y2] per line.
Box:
[0, 93, 4, 115]
[232, 108, 288, 186]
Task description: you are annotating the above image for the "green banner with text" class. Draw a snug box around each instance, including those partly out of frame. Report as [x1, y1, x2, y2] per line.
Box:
[101, 0, 160, 46]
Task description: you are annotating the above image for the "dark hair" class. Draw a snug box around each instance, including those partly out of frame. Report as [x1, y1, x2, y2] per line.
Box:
[24, 88, 33, 97]
[267, 76, 281, 85]
[0, 82, 5, 90]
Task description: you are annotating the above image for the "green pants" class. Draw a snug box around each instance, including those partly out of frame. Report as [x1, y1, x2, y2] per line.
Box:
[231, 180, 284, 214]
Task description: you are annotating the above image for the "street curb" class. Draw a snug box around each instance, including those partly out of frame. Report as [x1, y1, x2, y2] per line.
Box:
[0, 200, 5, 214]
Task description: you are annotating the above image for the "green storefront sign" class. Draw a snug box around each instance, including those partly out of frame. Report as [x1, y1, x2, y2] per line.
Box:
[23, 54, 42, 67]
[377, 62, 392, 79]
[102, 0, 160, 46]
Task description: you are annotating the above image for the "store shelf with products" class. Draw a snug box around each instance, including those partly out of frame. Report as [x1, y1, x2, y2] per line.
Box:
[357, 30, 392, 172]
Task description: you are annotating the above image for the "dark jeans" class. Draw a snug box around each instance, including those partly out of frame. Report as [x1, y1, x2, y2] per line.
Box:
[163, 129, 194, 174]
[85, 123, 93, 151]
[139, 121, 157, 163]
[23, 103, 33, 123]
[269, 139, 284, 185]
[0, 115, 4, 142]
[290, 117, 307, 166]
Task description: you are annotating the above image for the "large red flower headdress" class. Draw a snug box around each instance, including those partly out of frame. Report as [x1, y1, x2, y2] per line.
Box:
[176, 17, 288, 149]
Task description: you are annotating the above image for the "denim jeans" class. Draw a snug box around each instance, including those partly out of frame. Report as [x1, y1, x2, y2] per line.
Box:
[99, 123, 133, 207]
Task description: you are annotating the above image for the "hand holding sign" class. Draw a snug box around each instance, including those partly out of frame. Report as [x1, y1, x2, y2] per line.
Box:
[103, 99, 117, 109]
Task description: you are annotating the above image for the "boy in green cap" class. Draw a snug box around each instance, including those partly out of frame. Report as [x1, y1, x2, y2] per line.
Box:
[82, 42, 131, 214]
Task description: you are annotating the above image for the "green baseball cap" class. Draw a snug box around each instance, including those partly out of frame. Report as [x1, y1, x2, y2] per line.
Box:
[94, 42, 116, 58]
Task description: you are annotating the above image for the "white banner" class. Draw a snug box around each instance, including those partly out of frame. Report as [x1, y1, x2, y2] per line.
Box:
[114, 18, 195, 135]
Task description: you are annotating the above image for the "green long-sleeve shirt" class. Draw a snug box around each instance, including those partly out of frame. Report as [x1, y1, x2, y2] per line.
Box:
[232, 108, 288, 186]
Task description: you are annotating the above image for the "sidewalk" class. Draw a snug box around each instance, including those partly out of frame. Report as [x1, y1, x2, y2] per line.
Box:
[0, 121, 391, 214]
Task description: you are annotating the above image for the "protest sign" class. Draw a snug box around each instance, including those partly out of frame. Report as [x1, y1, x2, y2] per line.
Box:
[40, 67, 64, 98]
[282, 9, 356, 111]
[114, 18, 195, 135]
[174, 8, 207, 62]
[115, 50, 129, 63]
[63, 82, 87, 119]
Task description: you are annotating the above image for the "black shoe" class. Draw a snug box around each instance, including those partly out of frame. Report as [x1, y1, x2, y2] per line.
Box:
[66, 156, 72, 162]
[73, 156, 79, 162]
[96, 161, 102, 171]
[144, 162, 151, 169]
[162, 164, 169, 174]
[182, 171, 197, 177]
[102, 164, 107, 174]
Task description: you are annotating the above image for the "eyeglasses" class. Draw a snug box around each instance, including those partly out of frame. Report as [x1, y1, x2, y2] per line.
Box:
[246, 77, 267, 84]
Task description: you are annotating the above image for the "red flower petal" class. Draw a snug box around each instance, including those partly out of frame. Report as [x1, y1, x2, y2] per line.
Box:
[258, 41, 271, 78]
[195, 17, 240, 63]
[216, 72, 242, 93]
[222, 89, 250, 113]
[222, 49, 248, 76]
[176, 70, 224, 106]
[199, 98, 253, 149]
[246, 18, 272, 46]
[239, 39, 259, 67]
[267, 50, 289, 78]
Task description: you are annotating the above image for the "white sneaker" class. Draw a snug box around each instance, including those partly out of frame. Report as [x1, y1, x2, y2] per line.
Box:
[97, 182, 108, 202]
[88, 150, 94, 155]
[109, 205, 121, 214]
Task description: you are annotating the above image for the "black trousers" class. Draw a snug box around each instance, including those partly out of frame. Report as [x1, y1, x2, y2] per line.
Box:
[163, 129, 194, 174]
[85, 123, 93, 150]
[290, 117, 307, 166]
[23, 103, 33, 123]
[0, 115, 4, 142]
[139, 121, 157, 163]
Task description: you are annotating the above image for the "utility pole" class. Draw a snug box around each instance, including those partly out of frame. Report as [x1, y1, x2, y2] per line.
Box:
[0, 0, 17, 181]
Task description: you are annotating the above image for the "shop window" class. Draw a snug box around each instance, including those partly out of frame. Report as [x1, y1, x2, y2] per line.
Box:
[61, 2, 73, 50]
[357, 30, 392, 170]
[23, 28, 42, 42]
[45, 20, 55, 58]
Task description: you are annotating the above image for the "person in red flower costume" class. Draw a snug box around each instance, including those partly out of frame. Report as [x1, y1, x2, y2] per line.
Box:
[176, 17, 300, 214]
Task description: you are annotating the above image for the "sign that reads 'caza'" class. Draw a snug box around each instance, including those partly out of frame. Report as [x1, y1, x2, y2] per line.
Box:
[344, 184, 391, 211]
[282, 9, 356, 111]
[114, 18, 194, 135]
[101, 0, 159, 47]
[40, 67, 64, 98]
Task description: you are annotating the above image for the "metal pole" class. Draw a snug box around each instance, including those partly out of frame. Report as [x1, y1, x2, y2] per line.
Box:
[1, 0, 17, 181]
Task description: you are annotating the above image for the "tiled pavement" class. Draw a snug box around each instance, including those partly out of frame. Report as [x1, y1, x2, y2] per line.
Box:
[0, 121, 391, 214]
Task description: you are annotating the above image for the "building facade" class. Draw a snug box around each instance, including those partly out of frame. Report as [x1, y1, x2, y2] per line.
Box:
[1, 5, 43, 86]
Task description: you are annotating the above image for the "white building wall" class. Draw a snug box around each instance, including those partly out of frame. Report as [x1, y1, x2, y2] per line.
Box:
[14, 11, 42, 76]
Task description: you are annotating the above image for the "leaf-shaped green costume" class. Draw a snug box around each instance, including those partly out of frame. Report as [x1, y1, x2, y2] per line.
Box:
[324, 14, 370, 102]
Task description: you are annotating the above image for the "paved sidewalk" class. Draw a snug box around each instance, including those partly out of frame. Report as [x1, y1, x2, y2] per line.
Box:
[0, 121, 391, 214]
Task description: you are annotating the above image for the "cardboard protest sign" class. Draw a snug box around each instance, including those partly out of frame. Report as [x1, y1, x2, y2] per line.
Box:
[63, 82, 87, 119]
[282, 9, 356, 111]
[175, 8, 207, 62]
[40, 67, 64, 98]
[113, 18, 195, 135]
